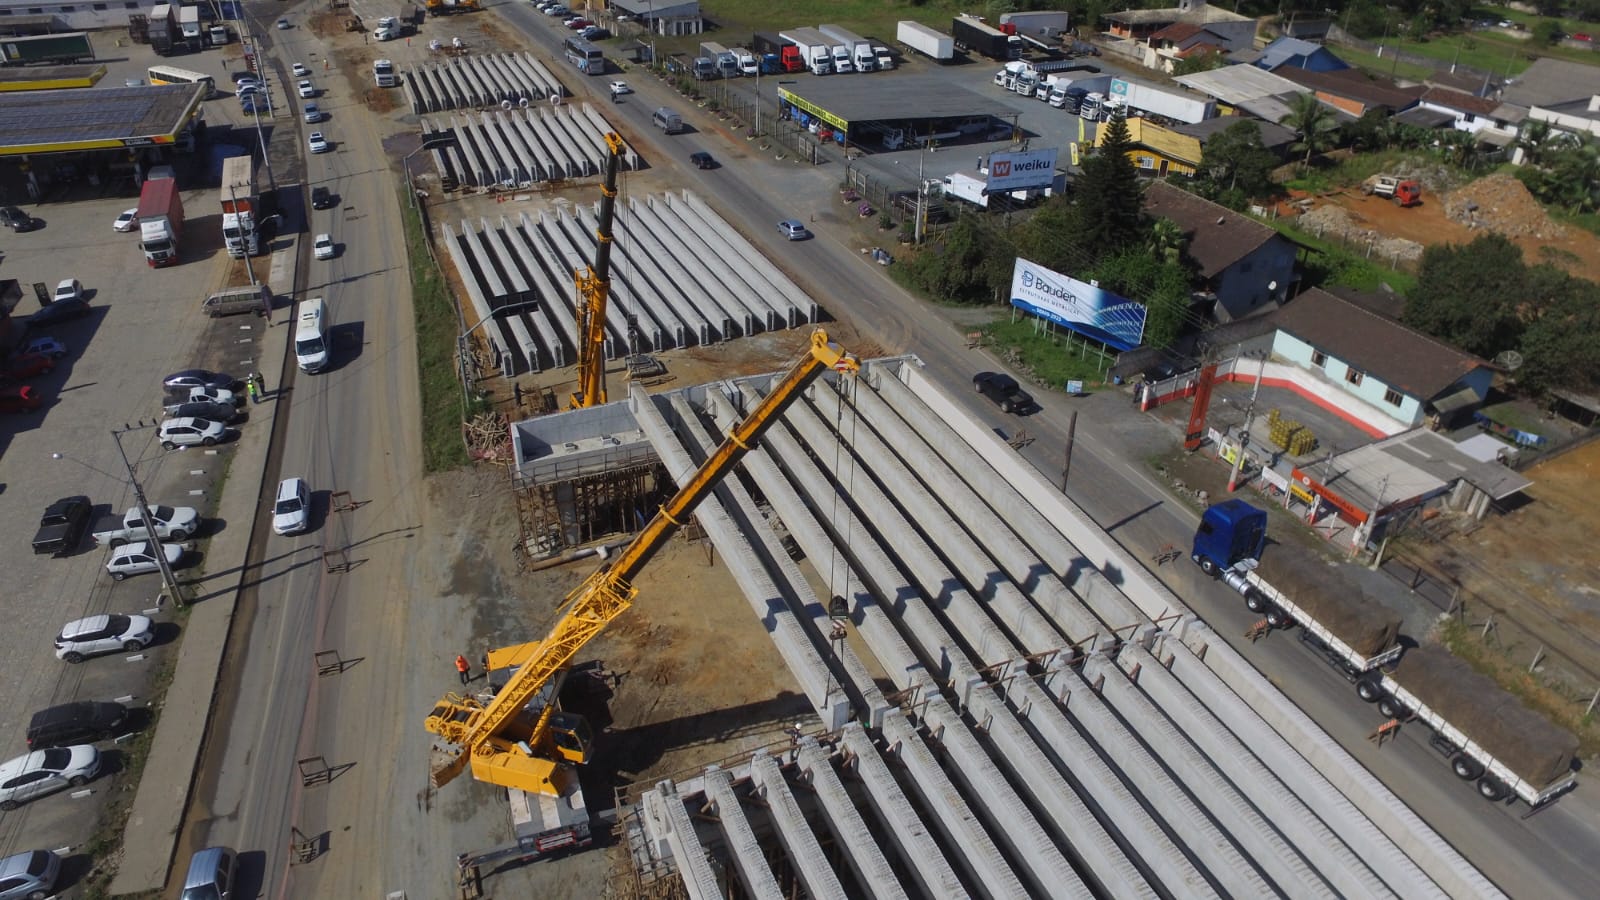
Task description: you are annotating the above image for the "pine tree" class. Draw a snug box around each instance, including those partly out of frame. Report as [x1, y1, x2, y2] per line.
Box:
[1076, 113, 1144, 253]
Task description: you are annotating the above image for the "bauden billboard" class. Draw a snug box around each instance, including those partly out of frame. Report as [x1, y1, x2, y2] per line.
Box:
[1010, 257, 1147, 352]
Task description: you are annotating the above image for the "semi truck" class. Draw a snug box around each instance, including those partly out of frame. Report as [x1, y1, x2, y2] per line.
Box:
[897, 20, 953, 61]
[873, 45, 895, 70]
[219, 155, 259, 259]
[952, 14, 1021, 61]
[819, 24, 875, 71]
[147, 3, 178, 56]
[999, 10, 1071, 42]
[752, 32, 803, 72]
[0, 31, 96, 66]
[178, 5, 201, 47]
[778, 28, 834, 75]
[373, 58, 397, 87]
[136, 176, 184, 267]
[1109, 77, 1215, 124]
[1192, 499, 1580, 810]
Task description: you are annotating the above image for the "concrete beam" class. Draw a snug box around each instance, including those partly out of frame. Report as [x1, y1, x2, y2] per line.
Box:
[749, 753, 850, 899]
[650, 779, 723, 900]
[704, 767, 786, 900]
[793, 737, 911, 900]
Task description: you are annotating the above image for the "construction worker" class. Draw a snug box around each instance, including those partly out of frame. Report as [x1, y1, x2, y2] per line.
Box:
[1369, 718, 1401, 746]
[455, 654, 471, 684]
[1245, 619, 1271, 642]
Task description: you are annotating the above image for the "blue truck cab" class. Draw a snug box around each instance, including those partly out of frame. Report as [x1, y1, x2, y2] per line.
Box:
[1192, 499, 1267, 576]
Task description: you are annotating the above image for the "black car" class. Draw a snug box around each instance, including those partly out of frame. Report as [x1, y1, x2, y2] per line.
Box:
[26, 701, 129, 750]
[32, 496, 91, 556]
[26, 297, 89, 327]
[973, 371, 1033, 414]
[311, 186, 338, 210]
[690, 151, 716, 170]
[0, 205, 36, 232]
[165, 399, 244, 424]
[163, 369, 237, 392]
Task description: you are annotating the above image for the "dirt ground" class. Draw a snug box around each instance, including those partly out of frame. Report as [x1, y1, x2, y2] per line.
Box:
[1282, 174, 1600, 278]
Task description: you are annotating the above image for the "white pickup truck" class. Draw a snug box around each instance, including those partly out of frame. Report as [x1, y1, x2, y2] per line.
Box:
[90, 505, 201, 547]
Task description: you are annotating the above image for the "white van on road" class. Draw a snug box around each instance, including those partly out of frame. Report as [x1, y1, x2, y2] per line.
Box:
[295, 297, 330, 373]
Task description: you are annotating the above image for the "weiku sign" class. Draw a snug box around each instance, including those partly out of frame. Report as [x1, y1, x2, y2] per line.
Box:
[1009, 258, 1147, 351]
[985, 148, 1059, 192]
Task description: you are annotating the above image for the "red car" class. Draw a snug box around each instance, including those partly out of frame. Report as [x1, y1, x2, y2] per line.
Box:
[0, 385, 45, 413]
[0, 353, 55, 382]
[565, 18, 591, 29]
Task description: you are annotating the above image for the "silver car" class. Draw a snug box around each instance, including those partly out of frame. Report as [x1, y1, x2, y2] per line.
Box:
[0, 746, 101, 810]
[0, 849, 60, 899]
[158, 417, 226, 449]
[55, 613, 156, 662]
[105, 541, 184, 581]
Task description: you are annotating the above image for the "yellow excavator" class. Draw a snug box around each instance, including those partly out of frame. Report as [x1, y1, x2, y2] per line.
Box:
[425, 329, 859, 853]
[570, 132, 626, 410]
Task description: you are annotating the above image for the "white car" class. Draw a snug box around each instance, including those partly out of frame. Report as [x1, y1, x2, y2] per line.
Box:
[276, 17, 290, 29]
[105, 541, 185, 581]
[54, 278, 82, 303]
[292, 63, 310, 77]
[298, 79, 316, 98]
[273, 477, 310, 535]
[308, 132, 330, 154]
[0, 746, 102, 810]
[158, 417, 226, 449]
[608, 80, 632, 95]
[54, 613, 155, 662]
[313, 233, 335, 260]
[113, 208, 139, 232]
[303, 102, 325, 123]
[173, 385, 240, 406]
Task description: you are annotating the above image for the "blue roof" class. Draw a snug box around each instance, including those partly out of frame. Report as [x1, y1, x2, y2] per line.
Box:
[1255, 36, 1348, 72]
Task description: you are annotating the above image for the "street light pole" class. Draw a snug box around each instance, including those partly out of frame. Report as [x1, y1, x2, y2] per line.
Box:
[1227, 353, 1268, 493]
[227, 181, 259, 283]
[56, 427, 186, 607]
[458, 300, 539, 410]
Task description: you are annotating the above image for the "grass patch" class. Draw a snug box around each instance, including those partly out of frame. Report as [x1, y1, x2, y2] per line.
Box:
[1550, 208, 1600, 237]
[979, 315, 1117, 392]
[1333, 43, 1440, 81]
[1477, 401, 1545, 435]
[401, 192, 472, 472]
[1438, 617, 1600, 758]
[1264, 218, 1418, 294]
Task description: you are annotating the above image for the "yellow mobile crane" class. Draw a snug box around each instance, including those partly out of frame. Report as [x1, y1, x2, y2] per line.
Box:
[425, 330, 859, 854]
[570, 132, 626, 409]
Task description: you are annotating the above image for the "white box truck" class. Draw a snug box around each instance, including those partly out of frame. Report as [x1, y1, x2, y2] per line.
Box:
[779, 28, 834, 75]
[819, 25, 875, 71]
[731, 47, 758, 76]
[1110, 77, 1216, 124]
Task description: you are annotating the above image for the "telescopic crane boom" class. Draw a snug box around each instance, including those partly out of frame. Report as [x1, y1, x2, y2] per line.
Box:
[425, 329, 860, 793]
[570, 132, 626, 410]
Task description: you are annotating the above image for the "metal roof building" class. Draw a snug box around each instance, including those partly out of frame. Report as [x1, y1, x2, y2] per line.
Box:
[0, 82, 204, 155]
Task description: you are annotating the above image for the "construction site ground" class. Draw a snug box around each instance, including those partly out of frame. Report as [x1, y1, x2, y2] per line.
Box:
[1280, 172, 1600, 278]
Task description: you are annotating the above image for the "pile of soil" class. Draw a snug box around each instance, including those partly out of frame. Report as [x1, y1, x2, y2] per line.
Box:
[1297, 204, 1425, 263]
[1392, 645, 1580, 787]
[1444, 174, 1568, 241]
[1256, 552, 1400, 657]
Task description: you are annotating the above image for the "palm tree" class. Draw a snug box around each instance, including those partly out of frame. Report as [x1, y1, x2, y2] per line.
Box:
[1280, 93, 1338, 165]
[1515, 119, 1553, 167]
[1149, 217, 1186, 266]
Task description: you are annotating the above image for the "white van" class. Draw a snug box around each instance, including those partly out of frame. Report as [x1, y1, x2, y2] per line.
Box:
[294, 297, 330, 373]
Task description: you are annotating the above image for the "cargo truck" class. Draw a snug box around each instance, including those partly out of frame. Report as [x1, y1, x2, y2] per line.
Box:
[999, 10, 1071, 42]
[752, 32, 803, 72]
[1193, 499, 1580, 811]
[147, 3, 178, 56]
[819, 24, 875, 71]
[0, 31, 96, 66]
[730, 47, 758, 76]
[896, 21, 953, 61]
[778, 28, 834, 75]
[952, 14, 1021, 60]
[136, 177, 184, 267]
[219, 156, 259, 259]
[873, 45, 894, 70]
[1109, 77, 1215, 124]
[178, 5, 201, 47]
[691, 57, 714, 80]
[697, 41, 733, 77]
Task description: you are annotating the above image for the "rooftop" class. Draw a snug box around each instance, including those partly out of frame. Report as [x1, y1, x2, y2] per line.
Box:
[1272, 288, 1487, 401]
[1106, 5, 1253, 26]
[1175, 65, 1306, 105]
[1169, 115, 1297, 152]
[1420, 86, 1501, 116]
[775, 74, 996, 127]
[1255, 36, 1345, 71]
[1141, 181, 1285, 278]
[0, 82, 203, 156]
[1275, 67, 1423, 111]
[1498, 57, 1600, 109]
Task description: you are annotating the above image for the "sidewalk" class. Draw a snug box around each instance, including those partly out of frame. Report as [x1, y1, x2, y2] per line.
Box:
[109, 239, 298, 896]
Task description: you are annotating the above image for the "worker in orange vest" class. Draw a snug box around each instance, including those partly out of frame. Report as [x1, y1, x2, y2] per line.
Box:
[455, 654, 471, 685]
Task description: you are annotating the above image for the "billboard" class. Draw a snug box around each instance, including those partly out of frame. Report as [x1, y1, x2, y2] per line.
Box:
[985, 148, 1059, 192]
[1009, 258, 1147, 351]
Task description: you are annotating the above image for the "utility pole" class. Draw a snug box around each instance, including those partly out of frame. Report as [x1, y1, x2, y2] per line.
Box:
[1227, 354, 1267, 492]
[112, 424, 186, 608]
[1061, 410, 1077, 490]
[227, 182, 258, 284]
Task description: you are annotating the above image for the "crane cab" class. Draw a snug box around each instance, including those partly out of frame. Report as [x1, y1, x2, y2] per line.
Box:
[547, 711, 593, 764]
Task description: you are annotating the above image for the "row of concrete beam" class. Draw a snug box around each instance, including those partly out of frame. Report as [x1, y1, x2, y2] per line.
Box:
[444, 192, 819, 376]
[593, 360, 1501, 899]
[402, 51, 565, 115]
[422, 103, 638, 191]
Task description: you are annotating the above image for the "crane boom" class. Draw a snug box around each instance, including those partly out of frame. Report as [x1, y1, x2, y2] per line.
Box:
[571, 132, 626, 409]
[426, 329, 859, 791]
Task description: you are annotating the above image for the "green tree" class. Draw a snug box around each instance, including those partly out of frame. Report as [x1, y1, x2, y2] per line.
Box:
[1515, 119, 1554, 166]
[1402, 234, 1526, 357]
[1011, 196, 1088, 273]
[1533, 19, 1565, 46]
[1545, 138, 1600, 211]
[1518, 275, 1600, 394]
[1149, 217, 1186, 266]
[1280, 93, 1339, 165]
[1086, 248, 1190, 349]
[900, 213, 1015, 305]
[1172, 49, 1225, 75]
[1076, 113, 1144, 248]
[1196, 119, 1278, 198]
